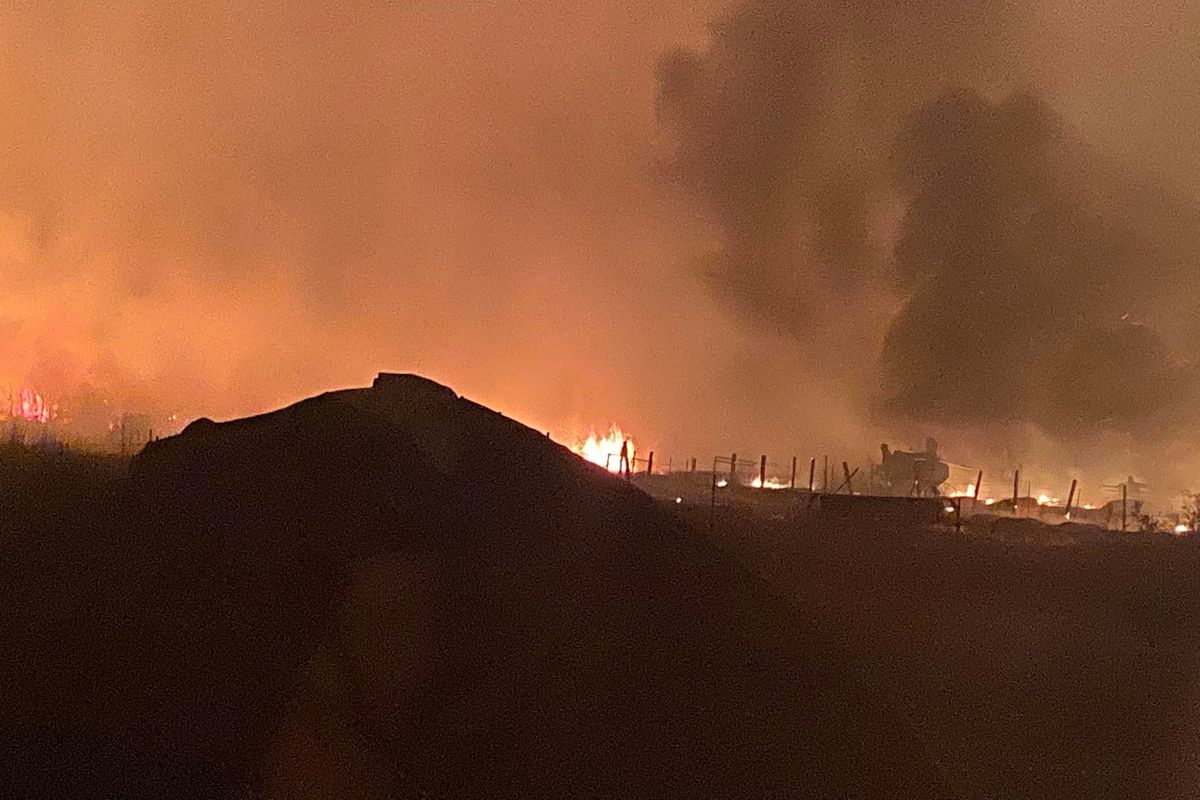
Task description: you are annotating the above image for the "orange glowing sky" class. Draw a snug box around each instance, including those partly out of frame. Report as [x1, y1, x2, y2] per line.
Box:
[2, 1, 1199, 488]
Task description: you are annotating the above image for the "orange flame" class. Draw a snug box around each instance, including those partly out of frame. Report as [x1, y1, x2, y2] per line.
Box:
[751, 476, 788, 489]
[571, 426, 634, 473]
[12, 388, 51, 423]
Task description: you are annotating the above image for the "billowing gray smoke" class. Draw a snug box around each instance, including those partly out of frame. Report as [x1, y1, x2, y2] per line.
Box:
[886, 90, 1198, 438]
[656, 0, 1025, 332]
[657, 0, 1200, 442]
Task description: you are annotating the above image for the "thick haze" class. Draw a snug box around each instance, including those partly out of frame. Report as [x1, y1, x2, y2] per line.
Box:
[2, 1, 1199, 492]
[657, 0, 1200, 492]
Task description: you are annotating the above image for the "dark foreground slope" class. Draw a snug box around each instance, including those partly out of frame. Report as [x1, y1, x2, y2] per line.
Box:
[689, 503, 1200, 800]
[0, 375, 949, 799]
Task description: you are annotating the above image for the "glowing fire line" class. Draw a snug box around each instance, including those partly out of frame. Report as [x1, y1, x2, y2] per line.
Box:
[570, 426, 634, 474]
[11, 388, 51, 423]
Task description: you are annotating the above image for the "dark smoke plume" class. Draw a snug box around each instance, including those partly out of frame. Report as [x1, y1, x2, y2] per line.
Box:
[657, 0, 1200, 442]
[656, 0, 1025, 333]
[884, 90, 1199, 438]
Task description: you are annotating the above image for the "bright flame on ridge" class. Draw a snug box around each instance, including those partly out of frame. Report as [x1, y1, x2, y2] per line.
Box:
[570, 426, 634, 473]
[11, 388, 51, 423]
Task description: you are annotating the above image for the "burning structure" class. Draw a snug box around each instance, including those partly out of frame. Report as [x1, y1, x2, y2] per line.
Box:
[873, 439, 950, 497]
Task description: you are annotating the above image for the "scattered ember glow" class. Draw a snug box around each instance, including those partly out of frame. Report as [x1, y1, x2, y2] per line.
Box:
[950, 483, 978, 498]
[12, 388, 51, 423]
[751, 476, 788, 489]
[1175, 524, 1190, 534]
[716, 479, 729, 488]
[570, 426, 634, 473]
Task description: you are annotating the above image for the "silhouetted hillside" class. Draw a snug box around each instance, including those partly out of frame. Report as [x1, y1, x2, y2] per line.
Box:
[0, 374, 949, 799]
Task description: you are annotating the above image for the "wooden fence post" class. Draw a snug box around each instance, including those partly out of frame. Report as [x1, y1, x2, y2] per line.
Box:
[1122, 483, 1127, 531]
[710, 472, 717, 535]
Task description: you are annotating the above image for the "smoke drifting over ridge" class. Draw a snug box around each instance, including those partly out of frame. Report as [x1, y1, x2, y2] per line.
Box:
[657, 0, 1200, 450]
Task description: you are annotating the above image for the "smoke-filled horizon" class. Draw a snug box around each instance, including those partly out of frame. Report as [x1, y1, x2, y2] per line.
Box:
[655, 0, 1200, 493]
[2, 1, 1199, 493]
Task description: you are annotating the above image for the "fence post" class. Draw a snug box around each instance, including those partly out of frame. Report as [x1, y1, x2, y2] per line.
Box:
[1065, 478, 1077, 519]
[710, 472, 717, 535]
[1122, 483, 1127, 531]
[808, 458, 816, 492]
[791, 456, 797, 489]
[759, 454, 767, 489]
[646, 451, 654, 476]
